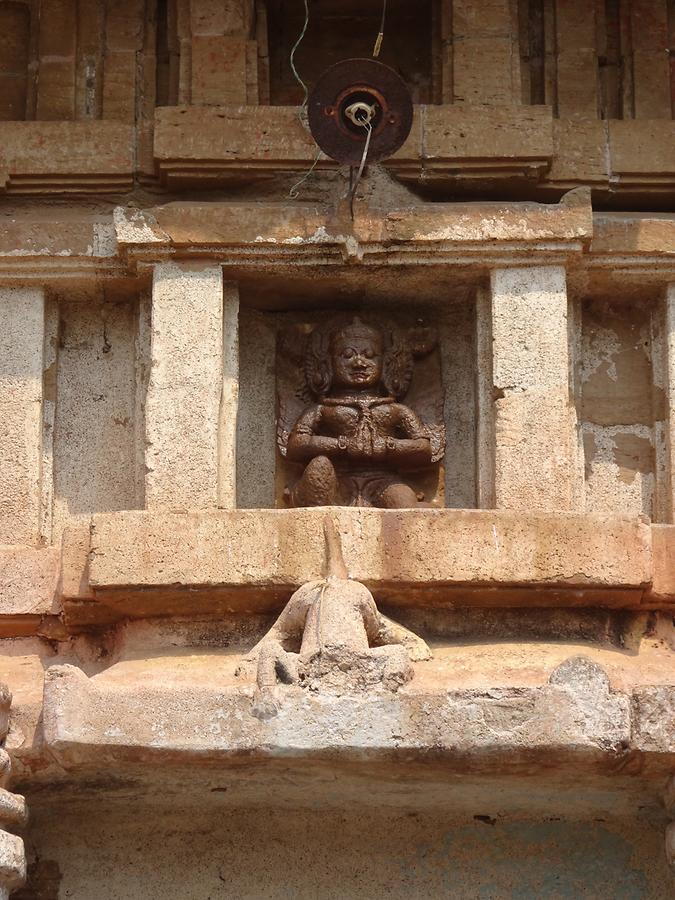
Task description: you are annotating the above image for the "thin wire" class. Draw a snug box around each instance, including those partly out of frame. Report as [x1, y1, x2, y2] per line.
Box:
[290, 0, 310, 110]
[373, 0, 387, 57]
[349, 121, 373, 219]
[288, 146, 323, 199]
[287, 0, 316, 199]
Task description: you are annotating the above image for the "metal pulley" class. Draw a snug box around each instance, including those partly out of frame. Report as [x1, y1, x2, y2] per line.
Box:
[307, 58, 413, 166]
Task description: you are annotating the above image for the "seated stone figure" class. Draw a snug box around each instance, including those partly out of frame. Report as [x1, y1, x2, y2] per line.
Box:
[286, 317, 433, 508]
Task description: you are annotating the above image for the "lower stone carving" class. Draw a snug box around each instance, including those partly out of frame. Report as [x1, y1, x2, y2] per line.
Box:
[238, 521, 431, 719]
[0, 686, 27, 899]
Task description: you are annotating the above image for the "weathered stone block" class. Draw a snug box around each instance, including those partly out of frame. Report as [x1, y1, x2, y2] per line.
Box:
[0, 122, 134, 192]
[610, 121, 675, 177]
[85, 508, 652, 614]
[145, 262, 226, 510]
[487, 266, 580, 511]
[0, 831, 25, 892]
[41, 659, 632, 764]
[35, 59, 76, 121]
[423, 105, 552, 163]
[632, 686, 675, 753]
[102, 50, 137, 122]
[648, 525, 675, 604]
[0, 546, 59, 616]
[0, 288, 44, 545]
[191, 36, 247, 105]
[548, 120, 609, 187]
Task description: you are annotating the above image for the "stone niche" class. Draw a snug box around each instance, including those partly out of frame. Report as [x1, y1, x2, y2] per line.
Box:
[265, 0, 438, 105]
[237, 299, 477, 510]
[579, 296, 668, 521]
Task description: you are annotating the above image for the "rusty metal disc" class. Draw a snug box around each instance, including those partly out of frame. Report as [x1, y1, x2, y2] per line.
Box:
[307, 58, 413, 166]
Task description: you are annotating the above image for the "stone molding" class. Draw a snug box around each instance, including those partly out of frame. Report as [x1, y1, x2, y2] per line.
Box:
[41, 655, 674, 767]
[3, 515, 672, 635]
[1, 200, 675, 288]
[56, 510, 671, 623]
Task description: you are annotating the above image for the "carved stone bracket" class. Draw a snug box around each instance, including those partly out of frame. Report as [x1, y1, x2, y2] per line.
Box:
[237, 521, 431, 720]
[0, 686, 27, 899]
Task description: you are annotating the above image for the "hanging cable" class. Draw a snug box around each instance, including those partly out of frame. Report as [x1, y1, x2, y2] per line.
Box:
[290, 0, 310, 110]
[288, 146, 323, 199]
[287, 0, 317, 198]
[372, 0, 388, 58]
[348, 119, 373, 219]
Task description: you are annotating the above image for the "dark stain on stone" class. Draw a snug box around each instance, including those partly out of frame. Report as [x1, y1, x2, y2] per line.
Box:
[13, 859, 62, 900]
[582, 430, 598, 480]
[612, 433, 654, 484]
[473, 814, 497, 825]
[581, 300, 657, 427]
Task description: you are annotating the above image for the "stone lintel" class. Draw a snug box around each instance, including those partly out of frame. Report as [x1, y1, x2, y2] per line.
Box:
[79, 509, 654, 616]
[153, 104, 553, 187]
[6, 206, 675, 288]
[41, 660, 656, 770]
[116, 194, 591, 261]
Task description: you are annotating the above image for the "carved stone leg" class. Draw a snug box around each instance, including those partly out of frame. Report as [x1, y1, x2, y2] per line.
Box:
[252, 639, 301, 722]
[256, 640, 300, 690]
[368, 645, 414, 690]
[291, 456, 339, 506]
[375, 613, 432, 661]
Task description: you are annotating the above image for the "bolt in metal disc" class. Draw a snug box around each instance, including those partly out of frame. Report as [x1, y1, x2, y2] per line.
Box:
[307, 58, 414, 166]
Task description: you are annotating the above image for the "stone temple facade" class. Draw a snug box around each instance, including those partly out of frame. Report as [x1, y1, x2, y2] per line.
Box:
[0, 0, 674, 897]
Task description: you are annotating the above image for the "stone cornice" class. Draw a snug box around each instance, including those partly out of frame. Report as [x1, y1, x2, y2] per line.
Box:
[0, 199, 674, 288]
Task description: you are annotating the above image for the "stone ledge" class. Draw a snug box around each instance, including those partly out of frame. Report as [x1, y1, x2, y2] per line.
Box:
[153, 104, 553, 187]
[43, 659, 635, 768]
[114, 194, 590, 271]
[0, 122, 134, 194]
[81, 509, 653, 616]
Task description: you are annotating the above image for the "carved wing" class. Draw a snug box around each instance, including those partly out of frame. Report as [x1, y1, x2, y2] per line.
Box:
[404, 326, 446, 464]
[276, 324, 311, 457]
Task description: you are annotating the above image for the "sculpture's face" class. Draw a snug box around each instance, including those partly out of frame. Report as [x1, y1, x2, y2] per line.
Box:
[331, 326, 383, 390]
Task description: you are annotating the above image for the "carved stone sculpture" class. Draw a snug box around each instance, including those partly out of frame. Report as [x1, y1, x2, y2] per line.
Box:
[277, 315, 445, 507]
[0, 686, 27, 899]
[239, 522, 431, 719]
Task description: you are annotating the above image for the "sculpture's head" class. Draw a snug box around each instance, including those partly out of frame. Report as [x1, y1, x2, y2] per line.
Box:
[330, 319, 383, 390]
[305, 315, 414, 399]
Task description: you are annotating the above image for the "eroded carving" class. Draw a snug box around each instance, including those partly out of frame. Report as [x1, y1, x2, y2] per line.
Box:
[0, 685, 27, 899]
[277, 315, 444, 507]
[238, 522, 431, 719]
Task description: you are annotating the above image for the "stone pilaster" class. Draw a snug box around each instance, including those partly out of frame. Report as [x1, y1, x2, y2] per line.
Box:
[0, 287, 45, 545]
[145, 262, 239, 510]
[481, 266, 580, 511]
